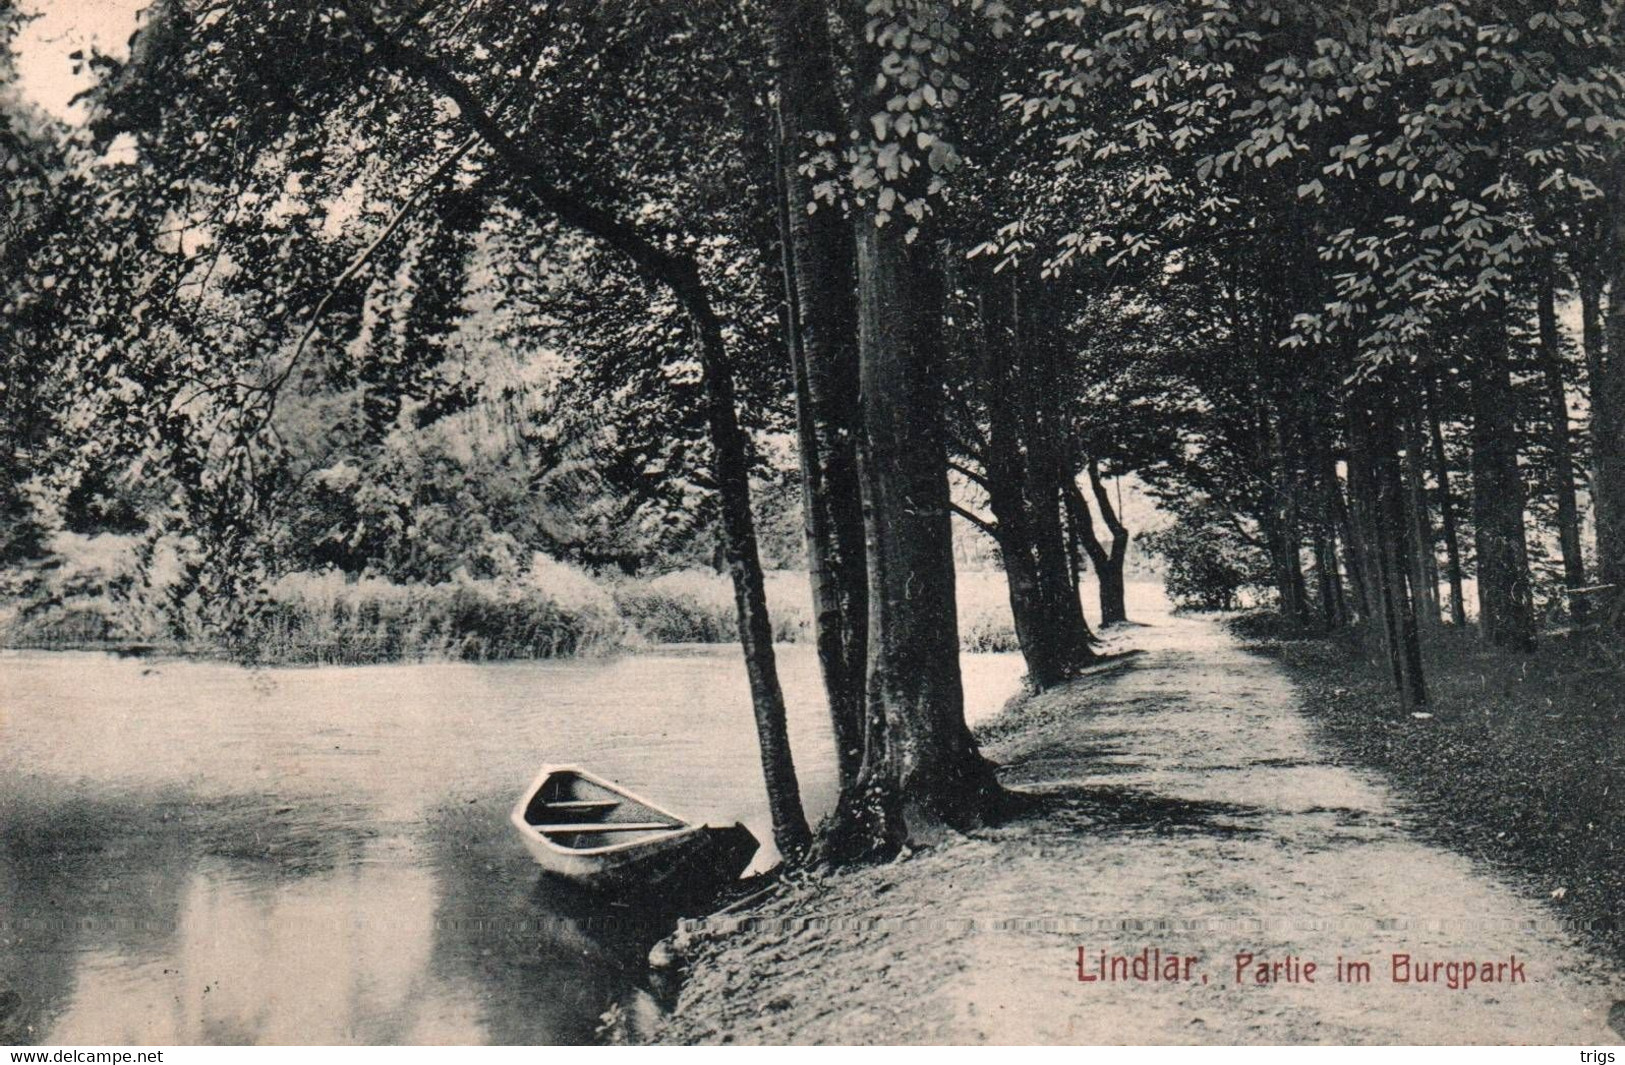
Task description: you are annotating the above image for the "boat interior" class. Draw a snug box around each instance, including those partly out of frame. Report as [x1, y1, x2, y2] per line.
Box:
[523, 771, 685, 849]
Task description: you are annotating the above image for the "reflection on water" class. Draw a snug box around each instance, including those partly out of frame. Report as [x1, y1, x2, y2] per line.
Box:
[0, 644, 1023, 1045]
[45, 854, 463, 1045]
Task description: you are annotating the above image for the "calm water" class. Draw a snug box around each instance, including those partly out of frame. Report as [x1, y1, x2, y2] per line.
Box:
[0, 644, 1023, 1045]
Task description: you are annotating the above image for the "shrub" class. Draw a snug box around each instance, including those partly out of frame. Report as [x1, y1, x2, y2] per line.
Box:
[1139, 512, 1269, 612]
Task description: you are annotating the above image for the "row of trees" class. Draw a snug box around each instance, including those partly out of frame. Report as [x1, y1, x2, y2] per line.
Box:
[994, 0, 1625, 713]
[4, 0, 1623, 861]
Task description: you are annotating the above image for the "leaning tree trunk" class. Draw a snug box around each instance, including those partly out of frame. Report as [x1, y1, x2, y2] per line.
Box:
[1536, 265, 1588, 623]
[836, 221, 1000, 856]
[769, 9, 869, 801]
[1467, 304, 1535, 650]
[690, 300, 815, 857]
[1423, 370, 1469, 627]
[1065, 470, 1127, 627]
[352, 13, 814, 856]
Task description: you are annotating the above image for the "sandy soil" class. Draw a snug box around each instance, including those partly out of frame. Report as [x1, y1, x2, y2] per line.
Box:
[651, 613, 1625, 1045]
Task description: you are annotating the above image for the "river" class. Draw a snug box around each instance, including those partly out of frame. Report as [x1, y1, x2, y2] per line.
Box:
[0, 644, 1024, 1045]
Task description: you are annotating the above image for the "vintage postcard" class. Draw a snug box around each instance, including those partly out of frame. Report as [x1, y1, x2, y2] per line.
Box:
[3, 0, 1624, 1049]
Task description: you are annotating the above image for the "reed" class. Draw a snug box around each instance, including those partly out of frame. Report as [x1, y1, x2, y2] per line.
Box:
[247, 563, 627, 665]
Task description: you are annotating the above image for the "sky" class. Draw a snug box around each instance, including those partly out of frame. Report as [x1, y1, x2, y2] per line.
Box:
[9, 0, 148, 121]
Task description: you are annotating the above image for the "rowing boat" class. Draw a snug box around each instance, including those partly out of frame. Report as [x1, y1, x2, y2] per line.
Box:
[510, 765, 759, 898]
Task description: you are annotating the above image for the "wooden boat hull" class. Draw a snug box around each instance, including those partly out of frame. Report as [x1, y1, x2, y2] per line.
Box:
[511, 765, 758, 901]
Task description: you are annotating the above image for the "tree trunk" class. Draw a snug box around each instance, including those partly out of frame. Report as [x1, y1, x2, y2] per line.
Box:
[976, 276, 1095, 689]
[973, 403, 1069, 690]
[1323, 427, 1371, 622]
[1087, 461, 1130, 626]
[1400, 402, 1441, 625]
[1423, 371, 1468, 627]
[1258, 400, 1310, 629]
[768, 12, 869, 801]
[1371, 396, 1429, 709]
[1468, 304, 1535, 650]
[1014, 284, 1098, 670]
[839, 221, 999, 854]
[1579, 272, 1606, 417]
[992, 521, 1063, 685]
[1578, 271, 1622, 627]
[1308, 413, 1349, 627]
[1536, 264, 1588, 623]
[1311, 522, 1344, 629]
[1341, 458, 1379, 630]
[975, 288, 1054, 686]
[1063, 473, 1104, 600]
[690, 302, 815, 857]
[1345, 394, 1397, 661]
[1260, 503, 1309, 628]
[1349, 387, 1428, 707]
[1597, 170, 1625, 620]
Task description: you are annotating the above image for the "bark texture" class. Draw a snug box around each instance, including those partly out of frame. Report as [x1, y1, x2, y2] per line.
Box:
[838, 222, 999, 853]
[1085, 461, 1130, 626]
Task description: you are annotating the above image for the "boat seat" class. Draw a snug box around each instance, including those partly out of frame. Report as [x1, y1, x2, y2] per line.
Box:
[532, 822, 680, 834]
[543, 800, 621, 810]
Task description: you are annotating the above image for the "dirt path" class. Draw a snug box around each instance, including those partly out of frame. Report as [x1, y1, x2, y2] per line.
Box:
[654, 612, 1625, 1045]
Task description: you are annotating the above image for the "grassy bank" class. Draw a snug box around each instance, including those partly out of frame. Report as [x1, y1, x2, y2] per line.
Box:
[1, 534, 1025, 663]
[0, 542, 630, 665]
[1227, 612, 1625, 967]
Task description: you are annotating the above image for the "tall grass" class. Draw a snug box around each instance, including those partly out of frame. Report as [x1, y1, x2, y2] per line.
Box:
[248, 559, 625, 665]
[611, 568, 1024, 653]
[611, 570, 813, 644]
[3, 537, 1038, 661]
